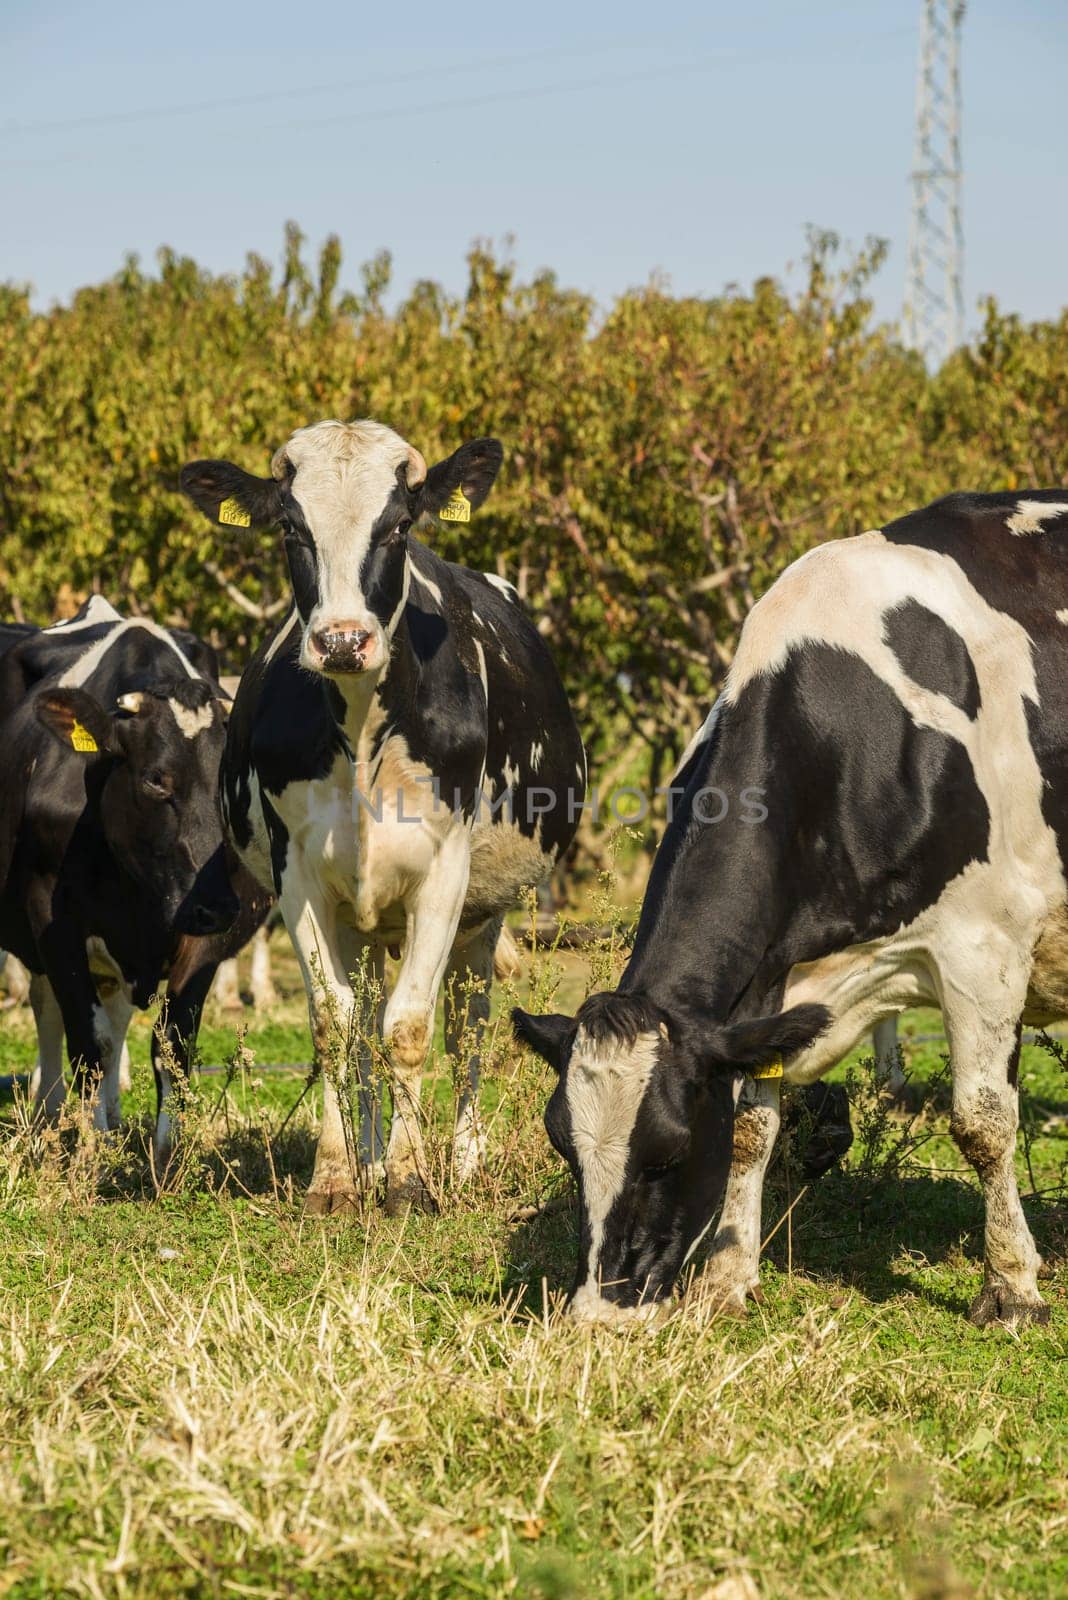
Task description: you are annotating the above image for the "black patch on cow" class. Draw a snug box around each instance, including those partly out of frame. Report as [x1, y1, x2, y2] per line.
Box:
[1007, 1019, 1023, 1088]
[260, 790, 290, 894]
[626, 641, 991, 1022]
[883, 598, 981, 719]
[881, 490, 1068, 871]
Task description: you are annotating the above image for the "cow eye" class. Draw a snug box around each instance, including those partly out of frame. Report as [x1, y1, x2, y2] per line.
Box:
[389, 518, 412, 542]
[142, 769, 174, 801]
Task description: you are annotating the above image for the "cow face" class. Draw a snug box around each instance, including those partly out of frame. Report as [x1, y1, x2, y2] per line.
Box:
[36, 682, 237, 940]
[181, 421, 503, 678]
[513, 992, 828, 1322]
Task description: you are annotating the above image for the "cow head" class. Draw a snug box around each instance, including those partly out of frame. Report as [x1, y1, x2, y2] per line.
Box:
[512, 991, 828, 1322]
[180, 420, 503, 677]
[35, 681, 238, 940]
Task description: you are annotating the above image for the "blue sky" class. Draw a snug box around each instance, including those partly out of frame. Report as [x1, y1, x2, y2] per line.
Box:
[2, 1, 1065, 335]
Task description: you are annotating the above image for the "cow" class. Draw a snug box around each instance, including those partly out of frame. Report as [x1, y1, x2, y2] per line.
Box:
[180, 419, 585, 1214]
[513, 491, 1068, 1329]
[0, 596, 265, 1157]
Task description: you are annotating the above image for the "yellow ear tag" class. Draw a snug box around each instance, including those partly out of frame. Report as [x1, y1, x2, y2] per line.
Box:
[751, 1054, 783, 1080]
[438, 487, 471, 524]
[218, 496, 252, 528]
[70, 719, 98, 753]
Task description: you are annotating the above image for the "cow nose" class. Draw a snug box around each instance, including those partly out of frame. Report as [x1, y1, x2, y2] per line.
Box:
[310, 623, 373, 671]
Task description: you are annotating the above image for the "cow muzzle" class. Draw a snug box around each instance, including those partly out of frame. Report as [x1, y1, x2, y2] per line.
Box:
[306, 622, 379, 674]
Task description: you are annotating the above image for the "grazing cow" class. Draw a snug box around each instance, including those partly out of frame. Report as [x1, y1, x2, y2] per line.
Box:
[180, 419, 585, 1213]
[514, 491, 1068, 1327]
[0, 597, 262, 1154]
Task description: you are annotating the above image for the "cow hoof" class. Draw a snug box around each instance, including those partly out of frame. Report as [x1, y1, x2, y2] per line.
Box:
[304, 1182, 360, 1217]
[691, 1276, 752, 1321]
[384, 1173, 437, 1217]
[968, 1283, 1050, 1328]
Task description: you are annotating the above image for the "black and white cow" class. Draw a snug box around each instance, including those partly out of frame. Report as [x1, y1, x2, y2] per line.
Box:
[514, 491, 1068, 1327]
[0, 597, 258, 1153]
[180, 420, 585, 1213]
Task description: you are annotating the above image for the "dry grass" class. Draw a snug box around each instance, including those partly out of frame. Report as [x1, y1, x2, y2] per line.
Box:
[0, 922, 1066, 1598]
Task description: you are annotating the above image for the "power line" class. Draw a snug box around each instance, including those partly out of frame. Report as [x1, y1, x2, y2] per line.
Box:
[1, 29, 915, 171]
[0, 41, 644, 141]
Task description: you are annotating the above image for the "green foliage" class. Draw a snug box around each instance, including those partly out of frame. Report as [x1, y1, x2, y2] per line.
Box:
[1, 225, 1063, 773]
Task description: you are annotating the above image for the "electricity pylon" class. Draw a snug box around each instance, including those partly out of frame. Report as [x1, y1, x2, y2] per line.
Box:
[903, 1, 965, 366]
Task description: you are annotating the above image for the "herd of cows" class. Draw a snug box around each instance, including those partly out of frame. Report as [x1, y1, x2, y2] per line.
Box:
[2, 416, 1065, 1330]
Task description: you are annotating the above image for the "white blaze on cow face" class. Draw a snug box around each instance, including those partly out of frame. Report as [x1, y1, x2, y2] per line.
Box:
[565, 1024, 660, 1320]
[273, 420, 422, 677]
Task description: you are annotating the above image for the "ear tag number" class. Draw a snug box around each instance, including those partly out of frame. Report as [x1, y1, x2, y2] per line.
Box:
[438, 488, 471, 523]
[751, 1054, 783, 1080]
[70, 719, 98, 753]
[218, 496, 252, 528]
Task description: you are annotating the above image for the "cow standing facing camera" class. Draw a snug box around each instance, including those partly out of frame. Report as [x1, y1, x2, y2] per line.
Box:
[0, 597, 265, 1156]
[181, 420, 585, 1215]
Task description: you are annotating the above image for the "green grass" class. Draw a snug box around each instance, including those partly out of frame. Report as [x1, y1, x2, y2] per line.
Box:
[0, 940, 1066, 1599]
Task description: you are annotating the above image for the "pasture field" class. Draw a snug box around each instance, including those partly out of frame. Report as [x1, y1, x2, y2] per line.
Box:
[0, 926, 1065, 1600]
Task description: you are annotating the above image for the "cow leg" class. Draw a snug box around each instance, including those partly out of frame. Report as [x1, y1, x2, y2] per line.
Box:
[693, 1077, 781, 1316]
[873, 1016, 906, 1097]
[29, 974, 66, 1121]
[280, 883, 367, 1214]
[249, 925, 276, 1009]
[444, 916, 500, 1184]
[98, 988, 134, 1131]
[151, 962, 215, 1173]
[28, 900, 110, 1133]
[334, 926, 385, 1174]
[941, 999, 1047, 1326]
[382, 831, 471, 1215]
[213, 957, 243, 1011]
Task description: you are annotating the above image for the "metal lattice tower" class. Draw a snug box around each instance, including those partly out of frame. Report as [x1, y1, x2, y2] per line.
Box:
[903, 0, 965, 366]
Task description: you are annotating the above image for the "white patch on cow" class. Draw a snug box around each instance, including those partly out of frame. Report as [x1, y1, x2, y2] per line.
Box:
[58, 618, 200, 688]
[503, 757, 520, 790]
[29, 976, 66, 1119]
[168, 699, 214, 739]
[473, 639, 488, 699]
[566, 1026, 660, 1315]
[1006, 500, 1068, 536]
[274, 420, 414, 669]
[89, 1002, 114, 1132]
[483, 573, 518, 601]
[47, 595, 123, 632]
[471, 608, 484, 627]
[530, 740, 544, 772]
[1056, 608, 1068, 626]
[265, 607, 300, 665]
[410, 566, 443, 606]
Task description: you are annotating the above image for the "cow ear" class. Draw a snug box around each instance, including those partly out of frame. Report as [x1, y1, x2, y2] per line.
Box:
[694, 1003, 831, 1078]
[179, 460, 282, 531]
[35, 688, 118, 758]
[512, 1007, 573, 1073]
[420, 439, 504, 525]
